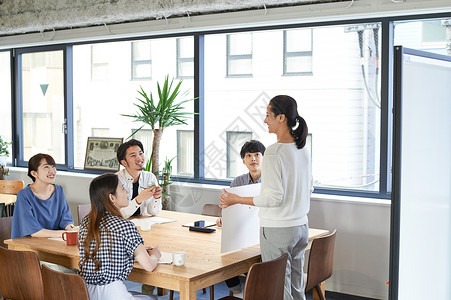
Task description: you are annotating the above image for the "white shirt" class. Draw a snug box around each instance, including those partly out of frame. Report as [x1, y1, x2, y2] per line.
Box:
[253, 142, 313, 228]
[116, 168, 162, 219]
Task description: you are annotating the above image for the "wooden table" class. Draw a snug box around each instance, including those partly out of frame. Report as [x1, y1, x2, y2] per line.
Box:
[0, 193, 16, 217]
[6, 210, 329, 300]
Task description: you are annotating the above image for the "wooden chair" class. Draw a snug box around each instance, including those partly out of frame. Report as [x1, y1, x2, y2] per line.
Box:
[77, 203, 91, 225]
[0, 180, 24, 194]
[169, 204, 220, 300]
[0, 246, 44, 300]
[202, 203, 222, 217]
[0, 216, 13, 249]
[0, 202, 4, 218]
[0, 179, 24, 217]
[41, 264, 89, 300]
[304, 230, 337, 300]
[218, 253, 288, 300]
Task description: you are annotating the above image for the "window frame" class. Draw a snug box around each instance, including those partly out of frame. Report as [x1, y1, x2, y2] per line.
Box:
[283, 29, 314, 75]
[226, 33, 253, 77]
[131, 40, 152, 80]
[176, 38, 194, 79]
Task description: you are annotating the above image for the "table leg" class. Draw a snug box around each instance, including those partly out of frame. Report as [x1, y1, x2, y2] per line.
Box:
[179, 282, 196, 300]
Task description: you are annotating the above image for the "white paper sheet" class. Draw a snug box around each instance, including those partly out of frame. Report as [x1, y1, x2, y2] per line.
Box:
[158, 251, 173, 264]
[131, 216, 175, 228]
[221, 183, 260, 253]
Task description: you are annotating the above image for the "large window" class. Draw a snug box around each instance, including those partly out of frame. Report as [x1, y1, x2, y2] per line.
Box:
[73, 38, 194, 173]
[7, 15, 450, 198]
[0, 51, 12, 164]
[394, 18, 450, 56]
[18, 49, 66, 164]
[205, 23, 382, 192]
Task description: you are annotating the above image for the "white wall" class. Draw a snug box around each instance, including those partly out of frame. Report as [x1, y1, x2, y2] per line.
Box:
[7, 167, 390, 299]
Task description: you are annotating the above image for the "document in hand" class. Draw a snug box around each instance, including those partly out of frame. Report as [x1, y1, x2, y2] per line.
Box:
[221, 183, 260, 253]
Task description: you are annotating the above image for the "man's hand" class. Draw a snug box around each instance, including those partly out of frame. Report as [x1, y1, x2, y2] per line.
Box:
[135, 186, 157, 204]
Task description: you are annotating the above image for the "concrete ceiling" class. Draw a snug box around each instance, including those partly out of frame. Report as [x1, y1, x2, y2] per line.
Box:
[0, 0, 340, 36]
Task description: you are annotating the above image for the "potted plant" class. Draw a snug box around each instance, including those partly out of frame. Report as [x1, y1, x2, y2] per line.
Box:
[161, 156, 176, 210]
[0, 136, 12, 166]
[122, 75, 197, 174]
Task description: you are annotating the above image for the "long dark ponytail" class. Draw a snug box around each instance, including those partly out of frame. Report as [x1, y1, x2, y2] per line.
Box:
[269, 95, 308, 149]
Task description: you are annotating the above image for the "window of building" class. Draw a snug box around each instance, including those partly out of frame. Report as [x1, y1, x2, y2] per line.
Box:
[8, 15, 450, 198]
[226, 131, 252, 178]
[226, 33, 253, 77]
[0, 51, 12, 165]
[73, 38, 194, 172]
[91, 44, 109, 81]
[206, 23, 382, 192]
[132, 128, 153, 165]
[16, 48, 66, 165]
[131, 40, 152, 80]
[283, 28, 313, 75]
[177, 37, 194, 79]
[177, 130, 194, 175]
[394, 18, 450, 56]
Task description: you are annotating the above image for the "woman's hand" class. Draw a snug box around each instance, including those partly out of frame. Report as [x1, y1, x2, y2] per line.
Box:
[219, 189, 239, 208]
[219, 189, 255, 208]
[146, 246, 162, 260]
[216, 217, 222, 227]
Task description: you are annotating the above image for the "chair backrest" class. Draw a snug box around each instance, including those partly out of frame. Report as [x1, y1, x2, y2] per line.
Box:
[0, 202, 4, 218]
[0, 179, 25, 194]
[77, 203, 91, 225]
[0, 216, 13, 248]
[202, 203, 222, 217]
[41, 264, 89, 300]
[0, 246, 44, 300]
[305, 229, 337, 293]
[242, 253, 288, 300]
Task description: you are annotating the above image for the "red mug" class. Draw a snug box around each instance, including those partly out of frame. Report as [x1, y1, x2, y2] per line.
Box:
[62, 231, 78, 246]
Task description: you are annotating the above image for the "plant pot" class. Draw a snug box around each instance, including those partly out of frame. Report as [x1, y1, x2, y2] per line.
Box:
[0, 155, 7, 166]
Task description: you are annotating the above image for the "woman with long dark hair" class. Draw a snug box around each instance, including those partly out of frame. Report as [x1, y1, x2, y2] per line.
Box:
[220, 95, 313, 300]
[79, 173, 161, 300]
[11, 153, 76, 239]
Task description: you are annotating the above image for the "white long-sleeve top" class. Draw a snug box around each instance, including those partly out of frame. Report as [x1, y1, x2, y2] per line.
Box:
[253, 142, 313, 228]
[116, 169, 162, 219]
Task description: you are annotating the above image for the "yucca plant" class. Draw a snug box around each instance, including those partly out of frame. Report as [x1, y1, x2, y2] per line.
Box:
[122, 75, 197, 174]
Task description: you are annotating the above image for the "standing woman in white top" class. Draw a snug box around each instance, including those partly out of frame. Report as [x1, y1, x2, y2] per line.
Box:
[220, 95, 313, 300]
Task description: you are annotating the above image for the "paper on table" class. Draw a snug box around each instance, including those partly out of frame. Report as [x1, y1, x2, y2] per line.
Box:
[158, 251, 173, 264]
[131, 216, 175, 228]
[221, 183, 260, 253]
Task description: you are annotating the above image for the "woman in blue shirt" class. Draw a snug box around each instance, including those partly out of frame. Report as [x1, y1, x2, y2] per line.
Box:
[11, 153, 75, 239]
[79, 173, 161, 300]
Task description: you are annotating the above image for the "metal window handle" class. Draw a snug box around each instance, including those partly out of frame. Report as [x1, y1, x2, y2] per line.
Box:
[62, 119, 67, 134]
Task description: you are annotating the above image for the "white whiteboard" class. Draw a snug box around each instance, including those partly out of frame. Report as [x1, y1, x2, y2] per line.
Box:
[221, 183, 261, 253]
[396, 50, 451, 300]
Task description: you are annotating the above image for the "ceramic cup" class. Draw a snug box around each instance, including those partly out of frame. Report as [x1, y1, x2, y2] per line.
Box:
[172, 251, 186, 266]
[62, 230, 78, 246]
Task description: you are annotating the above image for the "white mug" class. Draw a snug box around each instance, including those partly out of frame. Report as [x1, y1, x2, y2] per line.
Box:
[141, 222, 152, 231]
[172, 251, 186, 266]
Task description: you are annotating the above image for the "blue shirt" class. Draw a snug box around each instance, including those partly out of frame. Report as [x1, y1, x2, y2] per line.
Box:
[230, 173, 261, 188]
[11, 185, 74, 238]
